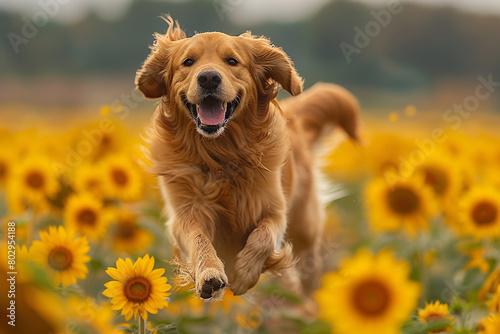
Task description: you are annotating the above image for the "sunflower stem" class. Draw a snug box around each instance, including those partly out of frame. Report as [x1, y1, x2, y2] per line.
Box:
[138, 315, 146, 334]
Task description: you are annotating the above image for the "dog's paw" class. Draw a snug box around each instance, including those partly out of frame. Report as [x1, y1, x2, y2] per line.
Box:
[229, 260, 261, 296]
[196, 268, 228, 300]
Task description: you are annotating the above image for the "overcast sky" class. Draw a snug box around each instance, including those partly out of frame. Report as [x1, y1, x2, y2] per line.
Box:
[232, 0, 500, 24]
[1, 0, 499, 24]
[359, 0, 500, 16]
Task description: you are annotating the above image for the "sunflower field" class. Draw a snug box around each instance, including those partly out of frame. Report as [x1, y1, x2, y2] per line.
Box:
[1, 104, 500, 334]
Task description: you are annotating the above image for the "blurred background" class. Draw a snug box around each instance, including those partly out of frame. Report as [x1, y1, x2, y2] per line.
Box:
[2, 0, 500, 111]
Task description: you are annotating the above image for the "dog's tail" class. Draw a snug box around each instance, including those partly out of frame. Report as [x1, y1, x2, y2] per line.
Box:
[281, 82, 360, 148]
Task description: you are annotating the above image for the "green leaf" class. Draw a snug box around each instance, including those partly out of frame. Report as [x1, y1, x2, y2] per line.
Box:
[463, 267, 480, 286]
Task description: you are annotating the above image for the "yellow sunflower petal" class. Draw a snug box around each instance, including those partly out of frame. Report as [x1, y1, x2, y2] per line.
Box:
[103, 255, 171, 322]
[316, 250, 420, 334]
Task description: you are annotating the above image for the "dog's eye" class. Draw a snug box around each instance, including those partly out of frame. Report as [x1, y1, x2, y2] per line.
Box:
[183, 58, 195, 67]
[226, 58, 238, 66]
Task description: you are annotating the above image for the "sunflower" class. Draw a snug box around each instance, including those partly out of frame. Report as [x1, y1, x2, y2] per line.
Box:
[30, 225, 90, 287]
[484, 167, 500, 190]
[315, 250, 420, 334]
[0, 146, 16, 187]
[365, 176, 438, 235]
[103, 254, 171, 321]
[8, 155, 59, 211]
[415, 154, 462, 207]
[479, 267, 500, 302]
[101, 154, 143, 202]
[457, 185, 500, 239]
[418, 301, 454, 333]
[15, 244, 34, 283]
[321, 139, 366, 181]
[469, 135, 499, 174]
[73, 163, 105, 197]
[67, 296, 124, 334]
[464, 247, 490, 273]
[441, 131, 471, 159]
[478, 313, 500, 334]
[0, 222, 33, 281]
[64, 193, 111, 241]
[29, 289, 125, 334]
[70, 119, 129, 161]
[487, 285, 500, 312]
[6, 186, 29, 214]
[364, 133, 416, 177]
[111, 210, 153, 254]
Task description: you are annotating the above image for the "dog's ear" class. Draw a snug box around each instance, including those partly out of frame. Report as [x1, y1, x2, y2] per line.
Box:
[135, 16, 186, 99]
[240, 32, 303, 96]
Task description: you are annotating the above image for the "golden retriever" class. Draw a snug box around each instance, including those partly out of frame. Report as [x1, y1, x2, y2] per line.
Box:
[135, 17, 360, 300]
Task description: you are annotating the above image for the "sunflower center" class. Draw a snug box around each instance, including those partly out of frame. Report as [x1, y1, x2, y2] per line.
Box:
[101, 134, 111, 148]
[471, 201, 497, 226]
[352, 279, 391, 316]
[77, 208, 98, 226]
[112, 169, 128, 187]
[388, 187, 420, 215]
[86, 178, 99, 189]
[423, 167, 448, 195]
[380, 161, 398, 173]
[26, 171, 45, 189]
[117, 222, 136, 240]
[124, 277, 151, 303]
[48, 246, 73, 271]
[425, 312, 444, 321]
[0, 162, 7, 179]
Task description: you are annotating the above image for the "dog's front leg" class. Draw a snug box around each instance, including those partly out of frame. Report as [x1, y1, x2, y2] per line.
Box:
[229, 213, 294, 295]
[171, 219, 228, 300]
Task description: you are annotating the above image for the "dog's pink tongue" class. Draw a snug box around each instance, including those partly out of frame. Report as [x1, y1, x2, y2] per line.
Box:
[198, 97, 225, 126]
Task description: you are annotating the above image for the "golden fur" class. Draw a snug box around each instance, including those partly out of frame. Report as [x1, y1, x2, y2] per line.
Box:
[135, 17, 360, 300]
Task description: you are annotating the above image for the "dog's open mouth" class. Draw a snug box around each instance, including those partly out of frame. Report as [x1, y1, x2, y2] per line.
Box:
[185, 95, 240, 136]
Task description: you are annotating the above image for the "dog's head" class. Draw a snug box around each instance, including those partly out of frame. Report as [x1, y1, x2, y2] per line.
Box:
[135, 16, 303, 138]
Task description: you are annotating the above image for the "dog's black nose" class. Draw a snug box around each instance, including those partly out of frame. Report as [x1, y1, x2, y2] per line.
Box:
[197, 70, 221, 90]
